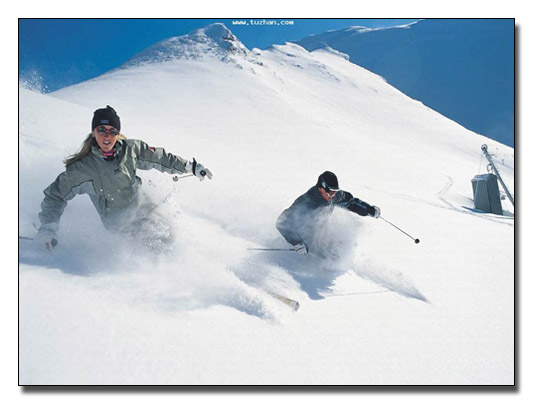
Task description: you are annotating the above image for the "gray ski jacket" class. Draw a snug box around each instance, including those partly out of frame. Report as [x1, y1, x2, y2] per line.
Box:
[276, 186, 377, 246]
[38, 139, 189, 231]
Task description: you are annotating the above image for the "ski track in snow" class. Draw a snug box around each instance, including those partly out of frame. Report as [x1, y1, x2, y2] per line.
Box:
[363, 175, 514, 227]
[20, 190, 427, 320]
[19, 237, 290, 320]
[435, 175, 514, 224]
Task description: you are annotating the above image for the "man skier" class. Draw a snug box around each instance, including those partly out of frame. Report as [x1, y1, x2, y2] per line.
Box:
[276, 171, 380, 255]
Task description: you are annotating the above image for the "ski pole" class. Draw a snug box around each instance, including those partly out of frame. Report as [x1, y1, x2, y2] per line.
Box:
[380, 216, 420, 244]
[172, 174, 195, 182]
[247, 247, 295, 252]
[19, 235, 58, 249]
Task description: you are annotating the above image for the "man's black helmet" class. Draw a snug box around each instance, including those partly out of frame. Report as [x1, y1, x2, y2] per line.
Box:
[317, 171, 339, 192]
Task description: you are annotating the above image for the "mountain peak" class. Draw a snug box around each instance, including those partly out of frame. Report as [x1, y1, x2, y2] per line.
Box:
[197, 23, 237, 44]
[123, 23, 249, 67]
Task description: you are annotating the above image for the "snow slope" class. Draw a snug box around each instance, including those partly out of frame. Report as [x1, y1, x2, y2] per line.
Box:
[19, 23, 514, 385]
[296, 19, 515, 147]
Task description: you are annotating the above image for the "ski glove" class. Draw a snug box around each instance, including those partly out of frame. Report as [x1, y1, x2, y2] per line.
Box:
[189, 158, 213, 181]
[34, 228, 58, 251]
[293, 243, 308, 255]
[372, 206, 381, 218]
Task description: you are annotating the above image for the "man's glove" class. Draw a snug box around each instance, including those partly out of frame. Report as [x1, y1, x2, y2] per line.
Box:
[293, 243, 308, 255]
[34, 228, 58, 251]
[372, 206, 381, 218]
[190, 158, 213, 181]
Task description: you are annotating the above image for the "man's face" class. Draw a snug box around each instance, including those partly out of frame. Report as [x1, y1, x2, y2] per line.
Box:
[318, 186, 337, 202]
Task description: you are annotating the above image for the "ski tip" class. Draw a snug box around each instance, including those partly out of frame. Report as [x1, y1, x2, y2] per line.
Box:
[267, 291, 300, 311]
[286, 299, 300, 311]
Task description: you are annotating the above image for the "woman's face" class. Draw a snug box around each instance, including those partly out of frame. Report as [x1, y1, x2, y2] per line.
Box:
[94, 125, 120, 152]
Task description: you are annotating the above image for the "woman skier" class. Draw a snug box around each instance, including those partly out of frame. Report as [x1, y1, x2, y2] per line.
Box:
[35, 105, 212, 252]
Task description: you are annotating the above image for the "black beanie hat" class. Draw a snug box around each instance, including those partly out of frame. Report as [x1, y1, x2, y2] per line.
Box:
[317, 171, 339, 191]
[92, 105, 121, 131]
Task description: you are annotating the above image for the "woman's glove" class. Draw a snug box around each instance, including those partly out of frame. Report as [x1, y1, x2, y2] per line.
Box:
[190, 158, 213, 181]
[34, 228, 58, 251]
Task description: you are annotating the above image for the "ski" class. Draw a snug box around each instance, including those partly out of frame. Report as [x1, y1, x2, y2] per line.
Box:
[266, 291, 300, 311]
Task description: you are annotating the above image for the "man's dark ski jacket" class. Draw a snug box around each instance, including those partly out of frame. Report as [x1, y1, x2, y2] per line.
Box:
[276, 186, 377, 246]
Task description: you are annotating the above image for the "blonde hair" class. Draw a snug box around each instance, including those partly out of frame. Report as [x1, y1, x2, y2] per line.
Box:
[64, 133, 126, 166]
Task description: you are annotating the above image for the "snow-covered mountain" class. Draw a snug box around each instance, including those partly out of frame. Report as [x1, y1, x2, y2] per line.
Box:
[296, 19, 515, 147]
[122, 24, 251, 66]
[19, 23, 514, 385]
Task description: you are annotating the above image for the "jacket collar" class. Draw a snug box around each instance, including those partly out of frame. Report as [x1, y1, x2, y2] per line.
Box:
[91, 139, 124, 161]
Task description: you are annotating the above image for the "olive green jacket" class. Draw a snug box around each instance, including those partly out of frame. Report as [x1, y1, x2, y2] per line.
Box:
[38, 139, 189, 231]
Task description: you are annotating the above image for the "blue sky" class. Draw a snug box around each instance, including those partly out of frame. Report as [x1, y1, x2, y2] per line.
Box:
[19, 18, 417, 92]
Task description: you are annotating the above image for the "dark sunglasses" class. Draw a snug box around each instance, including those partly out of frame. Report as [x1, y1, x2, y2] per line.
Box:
[96, 126, 120, 136]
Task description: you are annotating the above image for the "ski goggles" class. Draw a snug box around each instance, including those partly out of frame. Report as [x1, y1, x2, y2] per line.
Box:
[324, 188, 338, 197]
[320, 180, 339, 194]
[96, 126, 120, 137]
